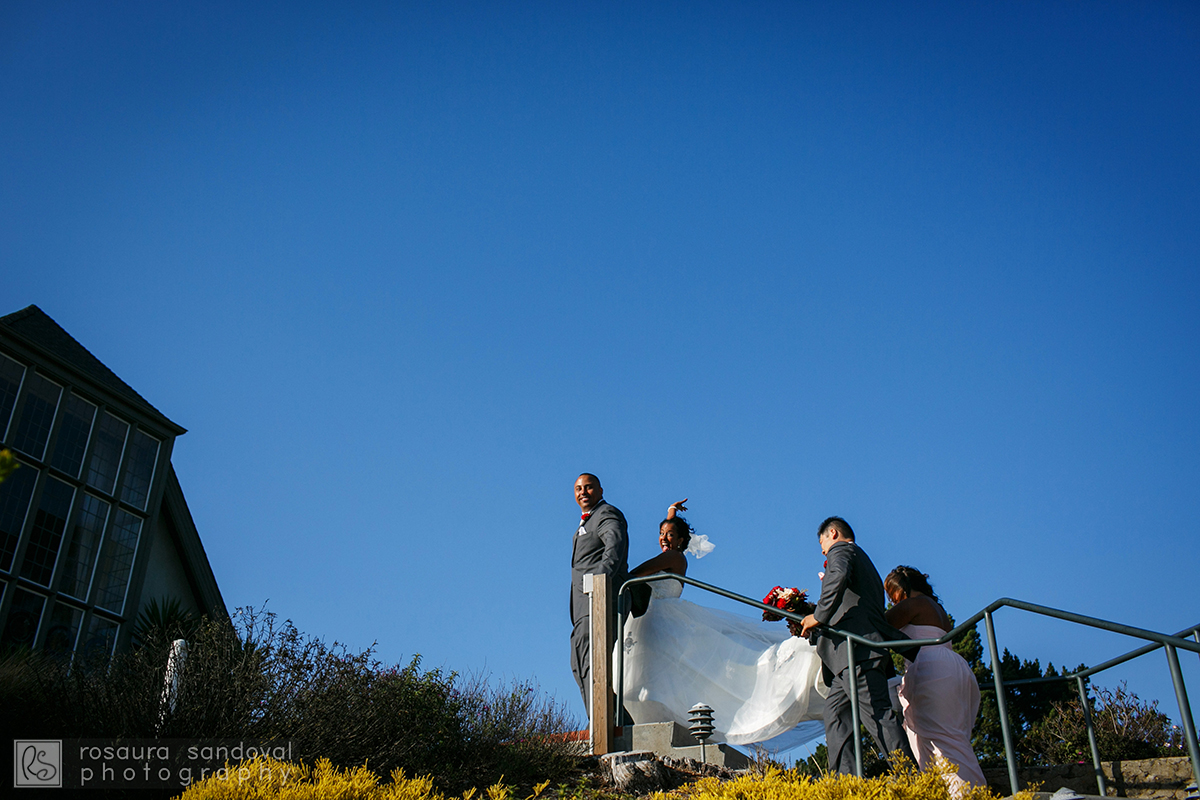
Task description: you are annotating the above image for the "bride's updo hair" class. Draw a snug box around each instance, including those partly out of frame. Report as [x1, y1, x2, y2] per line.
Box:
[660, 515, 693, 551]
[884, 566, 939, 603]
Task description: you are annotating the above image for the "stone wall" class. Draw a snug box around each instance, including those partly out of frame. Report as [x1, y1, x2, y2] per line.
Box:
[983, 757, 1196, 799]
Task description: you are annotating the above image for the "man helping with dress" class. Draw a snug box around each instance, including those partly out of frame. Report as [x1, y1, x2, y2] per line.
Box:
[569, 473, 629, 716]
[800, 516, 917, 774]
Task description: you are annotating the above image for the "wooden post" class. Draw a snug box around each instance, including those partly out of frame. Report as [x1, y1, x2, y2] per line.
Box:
[590, 572, 615, 755]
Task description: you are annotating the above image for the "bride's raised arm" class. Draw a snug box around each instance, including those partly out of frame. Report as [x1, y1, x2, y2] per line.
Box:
[629, 500, 691, 577]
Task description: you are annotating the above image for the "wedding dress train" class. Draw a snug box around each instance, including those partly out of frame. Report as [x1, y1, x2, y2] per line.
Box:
[617, 578, 827, 748]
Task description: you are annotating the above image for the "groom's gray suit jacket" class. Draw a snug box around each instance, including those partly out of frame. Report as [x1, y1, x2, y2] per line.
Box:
[570, 500, 629, 626]
[812, 540, 913, 678]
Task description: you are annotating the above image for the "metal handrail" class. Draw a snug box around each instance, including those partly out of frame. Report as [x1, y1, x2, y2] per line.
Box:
[1005, 624, 1200, 687]
[614, 574, 1200, 796]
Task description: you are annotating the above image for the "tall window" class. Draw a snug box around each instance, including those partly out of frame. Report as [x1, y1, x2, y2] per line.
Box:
[57, 494, 109, 601]
[120, 430, 159, 511]
[92, 510, 142, 615]
[0, 355, 24, 437]
[0, 587, 45, 651]
[0, 464, 36, 572]
[10, 373, 61, 460]
[20, 477, 74, 587]
[44, 601, 83, 656]
[50, 394, 97, 479]
[0, 349, 165, 659]
[80, 614, 118, 661]
[86, 412, 129, 496]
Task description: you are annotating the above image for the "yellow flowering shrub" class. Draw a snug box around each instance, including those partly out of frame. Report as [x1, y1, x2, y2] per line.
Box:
[652, 762, 1033, 800]
[174, 754, 551, 800]
[177, 754, 1033, 800]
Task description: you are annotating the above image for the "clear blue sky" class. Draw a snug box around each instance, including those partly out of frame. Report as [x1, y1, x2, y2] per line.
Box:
[4, 1, 1198, 752]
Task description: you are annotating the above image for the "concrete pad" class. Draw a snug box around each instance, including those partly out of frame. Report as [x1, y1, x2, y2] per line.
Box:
[613, 722, 751, 769]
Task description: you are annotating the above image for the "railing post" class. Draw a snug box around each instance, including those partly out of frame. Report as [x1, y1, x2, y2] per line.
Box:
[615, 588, 627, 728]
[157, 638, 188, 734]
[1076, 675, 1106, 796]
[1164, 645, 1200, 793]
[589, 573, 615, 755]
[985, 611, 1020, 794]
[847, 637, 863, 778]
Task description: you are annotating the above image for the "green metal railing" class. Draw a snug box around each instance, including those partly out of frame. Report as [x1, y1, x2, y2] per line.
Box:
[616, 574, 1200, 795]
[1001, 622, 1200, 796]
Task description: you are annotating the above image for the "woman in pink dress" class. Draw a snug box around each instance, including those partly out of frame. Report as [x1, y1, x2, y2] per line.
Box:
[884, 566, 987, 797]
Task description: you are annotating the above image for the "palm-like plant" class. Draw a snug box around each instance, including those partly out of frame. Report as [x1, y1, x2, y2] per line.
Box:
[133, 597, 200, 646]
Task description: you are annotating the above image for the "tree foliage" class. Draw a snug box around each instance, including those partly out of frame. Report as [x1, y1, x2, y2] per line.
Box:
[0, 448, 18, 483]
[941, 622, 1181, 766]
[1025, 682, 1186, 764]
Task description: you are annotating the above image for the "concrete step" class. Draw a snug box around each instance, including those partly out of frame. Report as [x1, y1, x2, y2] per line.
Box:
[613, 722, 750, 769]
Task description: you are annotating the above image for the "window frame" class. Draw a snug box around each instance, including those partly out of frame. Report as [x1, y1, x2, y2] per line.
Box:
[0, 345, 176, 660]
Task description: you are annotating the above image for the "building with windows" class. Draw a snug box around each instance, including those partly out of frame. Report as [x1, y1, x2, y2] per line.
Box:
[0, 305, 224, 659]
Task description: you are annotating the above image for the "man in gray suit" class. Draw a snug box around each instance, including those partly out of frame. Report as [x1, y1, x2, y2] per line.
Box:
[800, 516, 915, 773]
[569, 473, 629, 716]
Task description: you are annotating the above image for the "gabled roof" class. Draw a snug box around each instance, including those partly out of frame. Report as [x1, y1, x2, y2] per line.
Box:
[0, 305, 184, 435]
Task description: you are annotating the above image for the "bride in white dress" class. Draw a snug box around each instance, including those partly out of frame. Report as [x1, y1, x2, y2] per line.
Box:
[616, 501, 827, 748]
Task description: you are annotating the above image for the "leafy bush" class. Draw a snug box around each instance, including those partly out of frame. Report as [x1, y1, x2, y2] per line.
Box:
[0, 607, 579, 794]
[175, 753, 553, 800]
[886, 621, 1181, 768]
[972, 649, 1081, 766]
[0, 629, 170, 738]
[0, 447, 18, 482]
[134, 597, 202, 646]
[782, 740, 890, 780]
[656, 760, 1030, 800]
[1025, 681, 1186, 764]
[177, 756, 1025, 800]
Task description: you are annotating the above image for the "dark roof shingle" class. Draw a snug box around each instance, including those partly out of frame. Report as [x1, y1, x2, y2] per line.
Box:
[0, 305, 183, 434]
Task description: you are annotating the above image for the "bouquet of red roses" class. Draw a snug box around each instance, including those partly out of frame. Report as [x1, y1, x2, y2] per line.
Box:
[761, 586, 816, 638]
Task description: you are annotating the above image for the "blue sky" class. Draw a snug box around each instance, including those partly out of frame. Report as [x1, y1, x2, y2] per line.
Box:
[3, 1, 1198, 753]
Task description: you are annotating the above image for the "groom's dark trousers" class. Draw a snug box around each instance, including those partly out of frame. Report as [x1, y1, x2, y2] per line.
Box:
[812, 540, 915, 773]
[824, 665, 910, 774]
[569, 500, 628, 714]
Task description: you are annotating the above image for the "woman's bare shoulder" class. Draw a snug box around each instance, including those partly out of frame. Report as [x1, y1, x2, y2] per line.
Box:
[630, 550, 688, 577]
[886, 594, 948, 628]
[661, 550, 688, 575]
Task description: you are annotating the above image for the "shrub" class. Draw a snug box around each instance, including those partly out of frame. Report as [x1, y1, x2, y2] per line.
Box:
[0, 628, 172, 738]
[134, 597, 202, 646]
[175, 753, 554, 800]
[177, 756, 1028, 800]
[0, 607, 579, 794]
[784, 740, 889, 780]
[656, 761, 1032, 800]
[970, 648, 1080, 766]
[1025, 682, 1186, 764]
[0, 447, 18, 482]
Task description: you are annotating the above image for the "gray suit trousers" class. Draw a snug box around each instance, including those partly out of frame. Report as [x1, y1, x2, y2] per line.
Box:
[570, 617, 591, 710]
[824, 664, 913, 774]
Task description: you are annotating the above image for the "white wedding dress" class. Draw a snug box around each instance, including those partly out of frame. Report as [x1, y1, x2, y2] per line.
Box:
[616, 577, 827, 748]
